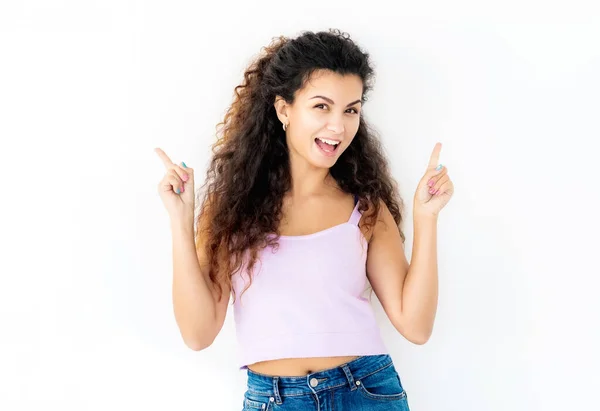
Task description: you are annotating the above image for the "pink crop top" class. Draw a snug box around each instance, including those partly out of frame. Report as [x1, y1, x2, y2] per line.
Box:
[231, 195, 390, 370]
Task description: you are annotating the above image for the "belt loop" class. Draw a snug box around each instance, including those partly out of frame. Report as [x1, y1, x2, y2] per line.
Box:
[272, 376, 282, 405]
[341, 364, 357, 391]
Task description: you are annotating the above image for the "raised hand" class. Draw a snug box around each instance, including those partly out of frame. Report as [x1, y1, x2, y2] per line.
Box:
[413, 142, 454, 218]
[154, 147, 195, 223]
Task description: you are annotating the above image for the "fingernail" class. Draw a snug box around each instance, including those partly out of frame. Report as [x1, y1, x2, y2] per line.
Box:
[428, 179, 434, 187]
[182, 161, 187, 168]
[436, 164, 443, 171]
[429, 187, 435, 194]
[176, 188, 180, 194]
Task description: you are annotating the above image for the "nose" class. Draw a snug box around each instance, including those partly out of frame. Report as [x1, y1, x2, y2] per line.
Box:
[326, 116, 345, 134]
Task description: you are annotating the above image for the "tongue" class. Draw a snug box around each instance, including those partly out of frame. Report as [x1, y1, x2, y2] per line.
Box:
[316, 139, 335, 153]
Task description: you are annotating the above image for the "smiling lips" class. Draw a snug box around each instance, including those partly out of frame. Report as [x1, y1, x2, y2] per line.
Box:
[316, 137, 341, 145]
[315, 137, 340, 155]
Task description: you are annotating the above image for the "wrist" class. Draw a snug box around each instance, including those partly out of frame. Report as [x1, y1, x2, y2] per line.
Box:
[413, 211, 438, 223]
[170, 215, 195, 233]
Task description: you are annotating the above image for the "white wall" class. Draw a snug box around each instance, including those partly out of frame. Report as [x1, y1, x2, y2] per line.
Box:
[1, 1, 599, 410]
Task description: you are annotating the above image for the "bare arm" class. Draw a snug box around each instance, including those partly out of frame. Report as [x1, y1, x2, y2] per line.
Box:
[154, 147, 229, 351]
[366, 200, 438, 345]
[170, 218, 220, 350]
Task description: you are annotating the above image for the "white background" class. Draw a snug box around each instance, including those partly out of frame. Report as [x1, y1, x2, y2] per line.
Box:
[1, 1, 599, 410]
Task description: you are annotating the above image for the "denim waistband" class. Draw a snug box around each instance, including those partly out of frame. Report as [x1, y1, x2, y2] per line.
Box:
[245, 354, 394, 399]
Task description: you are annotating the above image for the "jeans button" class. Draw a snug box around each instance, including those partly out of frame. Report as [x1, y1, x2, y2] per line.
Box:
[310, 378, 318, 387]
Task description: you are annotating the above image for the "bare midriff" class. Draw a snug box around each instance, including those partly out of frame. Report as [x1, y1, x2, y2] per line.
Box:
[246, 355, 362, 377]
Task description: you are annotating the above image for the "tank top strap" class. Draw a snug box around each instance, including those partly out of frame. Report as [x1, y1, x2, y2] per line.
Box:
[348, 194, 362, 226]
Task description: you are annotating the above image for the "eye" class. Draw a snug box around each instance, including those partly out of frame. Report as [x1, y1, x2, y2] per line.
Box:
[314, 104, 359, 114]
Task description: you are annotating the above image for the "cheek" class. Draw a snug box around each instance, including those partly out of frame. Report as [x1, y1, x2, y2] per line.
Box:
[297, 110, 324, 130]
[349, 119, 360, 134]
[344, 119, 360, 141]
[292, 113, 325, 147]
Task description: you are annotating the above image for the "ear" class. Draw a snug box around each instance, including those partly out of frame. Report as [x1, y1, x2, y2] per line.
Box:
[274, 96, 289, 125]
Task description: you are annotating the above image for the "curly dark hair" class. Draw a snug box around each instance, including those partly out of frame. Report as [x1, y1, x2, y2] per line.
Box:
[194, 29, 406, 305]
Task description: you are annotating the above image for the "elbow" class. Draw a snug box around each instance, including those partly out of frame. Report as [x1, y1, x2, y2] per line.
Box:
[392, 315, 432, 345]
[181, 328, 216, 351]
[184, 335, 213, 351]
[175, 315, 217, 351]
[407, 333, 430, 345]
[406, 326, 432, 345]
[185, 340, 207, 351]
[395, 320, 431, 345]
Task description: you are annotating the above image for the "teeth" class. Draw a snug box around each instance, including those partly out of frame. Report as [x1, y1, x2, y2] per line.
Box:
[317, 138, 339, 146]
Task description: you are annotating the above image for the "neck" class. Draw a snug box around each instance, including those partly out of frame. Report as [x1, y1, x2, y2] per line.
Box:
[287, 154, 336, 199]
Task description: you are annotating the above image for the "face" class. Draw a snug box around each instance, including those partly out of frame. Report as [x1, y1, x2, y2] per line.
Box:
[275, 69, 363, 169]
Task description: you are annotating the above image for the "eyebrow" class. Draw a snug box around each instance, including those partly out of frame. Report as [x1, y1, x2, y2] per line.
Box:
[309, 95, 363, 107]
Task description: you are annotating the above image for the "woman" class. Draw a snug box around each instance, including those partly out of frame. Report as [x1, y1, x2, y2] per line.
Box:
[156, 29, 453, 410]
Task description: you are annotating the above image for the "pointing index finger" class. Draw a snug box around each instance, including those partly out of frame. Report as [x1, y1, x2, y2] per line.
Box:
[154, 147, 174, 169]
[428, 142, 442, 169]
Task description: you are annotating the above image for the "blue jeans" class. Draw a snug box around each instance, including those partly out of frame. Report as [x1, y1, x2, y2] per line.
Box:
[242, 354, 410, 410]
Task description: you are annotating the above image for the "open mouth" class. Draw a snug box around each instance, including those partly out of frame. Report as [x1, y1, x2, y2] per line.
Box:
[314, 137, 340, 155]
